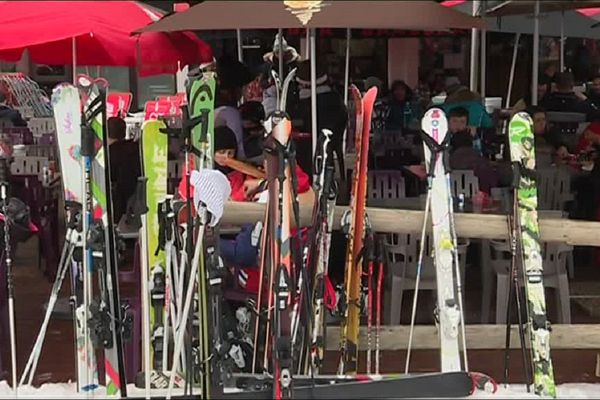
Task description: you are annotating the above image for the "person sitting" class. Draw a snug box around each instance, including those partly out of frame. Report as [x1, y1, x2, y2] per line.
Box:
[586, 75, 600, 108]
[525, 106, 570, 167]
[447, 106, 490, 157]
[512, 77, 552, 114]
[540, 71, 598, 120]
[292, 59, 347, 178]
[107, 117, 140, 223]
[0, 92, 26, 127]
[449, 128, 500, 194]
[385, 80, 418, 130]
[215, 55, 253, 161]
[239, 101, 265, 163]
[442, 77, 493, 130]
[204, 125, 313, 293]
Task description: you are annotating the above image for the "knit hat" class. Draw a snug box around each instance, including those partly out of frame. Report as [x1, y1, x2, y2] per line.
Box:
[263, 33, 300, 65]
[214, 125, 238, 153]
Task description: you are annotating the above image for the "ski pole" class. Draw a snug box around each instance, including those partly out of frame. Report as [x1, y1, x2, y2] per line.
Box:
[167, 212, 206, 400]
[405, 187, 432, 374]
[1, 159, 18, 397]
[375, 237, 384, 375]
[21, 233, 76, 385]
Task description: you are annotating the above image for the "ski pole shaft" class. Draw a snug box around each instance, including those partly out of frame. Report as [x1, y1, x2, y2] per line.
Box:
[375, 249, 384, 375]
[167, 219, 205, 399]
[2, 181, 17, 396]
[405, 188, 432, 374]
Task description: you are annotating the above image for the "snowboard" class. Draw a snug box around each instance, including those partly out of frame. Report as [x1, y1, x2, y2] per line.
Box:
[78, 75, 127, 397]
[338, 85, 378, 375]
[508, 112, 556, 398]
[421, 107, 464, 372]
[51, 83, 99, 392]
[140, 119, 169, 375]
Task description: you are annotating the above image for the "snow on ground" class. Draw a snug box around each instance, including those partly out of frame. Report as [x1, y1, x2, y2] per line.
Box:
[0, 381, 598, 398]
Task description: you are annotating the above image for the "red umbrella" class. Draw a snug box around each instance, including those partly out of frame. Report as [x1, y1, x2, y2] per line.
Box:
[0, 1, 213, 77]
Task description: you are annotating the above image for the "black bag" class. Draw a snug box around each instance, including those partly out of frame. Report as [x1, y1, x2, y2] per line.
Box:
[0, 197, 34, 246]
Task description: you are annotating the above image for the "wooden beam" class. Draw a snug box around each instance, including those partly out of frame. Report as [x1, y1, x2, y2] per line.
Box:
[324, 324, 600, 350]
[221, 202, 600, 246]
[331, 324, 600, 351]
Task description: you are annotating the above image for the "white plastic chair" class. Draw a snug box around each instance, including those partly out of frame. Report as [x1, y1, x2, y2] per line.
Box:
[367, 170, 406, 207]
[450, 169, 479, 199]
[488, 239, 571, 324]
[383, 232, 469, 325]
[536, 168, 557, 211]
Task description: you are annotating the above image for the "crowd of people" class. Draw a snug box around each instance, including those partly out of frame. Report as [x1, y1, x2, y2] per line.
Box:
[4, 34, 600, 291]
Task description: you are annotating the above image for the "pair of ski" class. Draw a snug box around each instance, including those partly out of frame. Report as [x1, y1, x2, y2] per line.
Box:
[136, 71, 233, 400]
[21, 77, 128, 396]
[412, 109, 556, 397]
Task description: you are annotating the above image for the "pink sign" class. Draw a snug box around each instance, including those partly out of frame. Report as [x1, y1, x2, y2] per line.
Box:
[107, 92, 132, 118]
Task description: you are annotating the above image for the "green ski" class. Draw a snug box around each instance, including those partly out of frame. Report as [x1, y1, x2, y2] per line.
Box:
[138, 118, 169, 391]
[508, 112, 556, 398]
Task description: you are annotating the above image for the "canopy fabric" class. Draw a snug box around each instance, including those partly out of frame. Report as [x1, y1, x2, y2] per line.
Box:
[486, 0, 600, 17]
[0, 1, 213, 76]
[136, 0, 485, 33]
[444, 0, 600, 39]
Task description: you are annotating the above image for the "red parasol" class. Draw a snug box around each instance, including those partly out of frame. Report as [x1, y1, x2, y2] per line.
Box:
[0, 1, 213, 77]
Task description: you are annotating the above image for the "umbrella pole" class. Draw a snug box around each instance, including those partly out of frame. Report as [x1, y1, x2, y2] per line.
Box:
[305, 28, 310, 58]
[278, 28, 284, 79]
[469, 0, 480, 92]
[560, 11, 565, 72]
[310, 28, 318, 160]
[343, 28, 351, 106]
[342, 28, 351, 160]
[506, 33, 521, 109]
[236, 29, 243, 63]
[532, 0, 540, 106]
[72, 37, 77, 84]
[480, 1, 487, 98]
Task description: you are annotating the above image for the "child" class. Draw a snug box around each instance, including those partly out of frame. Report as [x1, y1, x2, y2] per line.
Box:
[212, 126, 313, 293]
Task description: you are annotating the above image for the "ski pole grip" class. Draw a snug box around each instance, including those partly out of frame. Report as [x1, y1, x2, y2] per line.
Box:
[80, 125, 96, 157]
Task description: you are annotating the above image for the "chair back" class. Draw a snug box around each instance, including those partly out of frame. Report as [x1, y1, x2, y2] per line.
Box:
[367, 170, 406, 202]
[450, 169, 479, 199]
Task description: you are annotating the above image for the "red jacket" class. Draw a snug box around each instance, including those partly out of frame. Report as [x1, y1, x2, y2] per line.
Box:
[178, 164, 311, 202]
[228, 165, 310, 202]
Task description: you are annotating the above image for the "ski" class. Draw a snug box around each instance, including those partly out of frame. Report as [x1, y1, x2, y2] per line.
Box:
[78, 75, 127, 397]
[308, 129, 337, 375]
[418, 107, 467, 372]
[20, 83, 98, 392]
[338, 85, 378, 375]
[138, 118, 169, 398]
[508, 112, 556, 397]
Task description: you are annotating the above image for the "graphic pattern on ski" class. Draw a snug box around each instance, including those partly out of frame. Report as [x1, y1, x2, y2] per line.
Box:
[141, 119, 168, 372]
[50, 83, 99, 392]
[508, 112, 556, 397]
[79, 75, 127, 397]
[421, 108, 462, 372]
